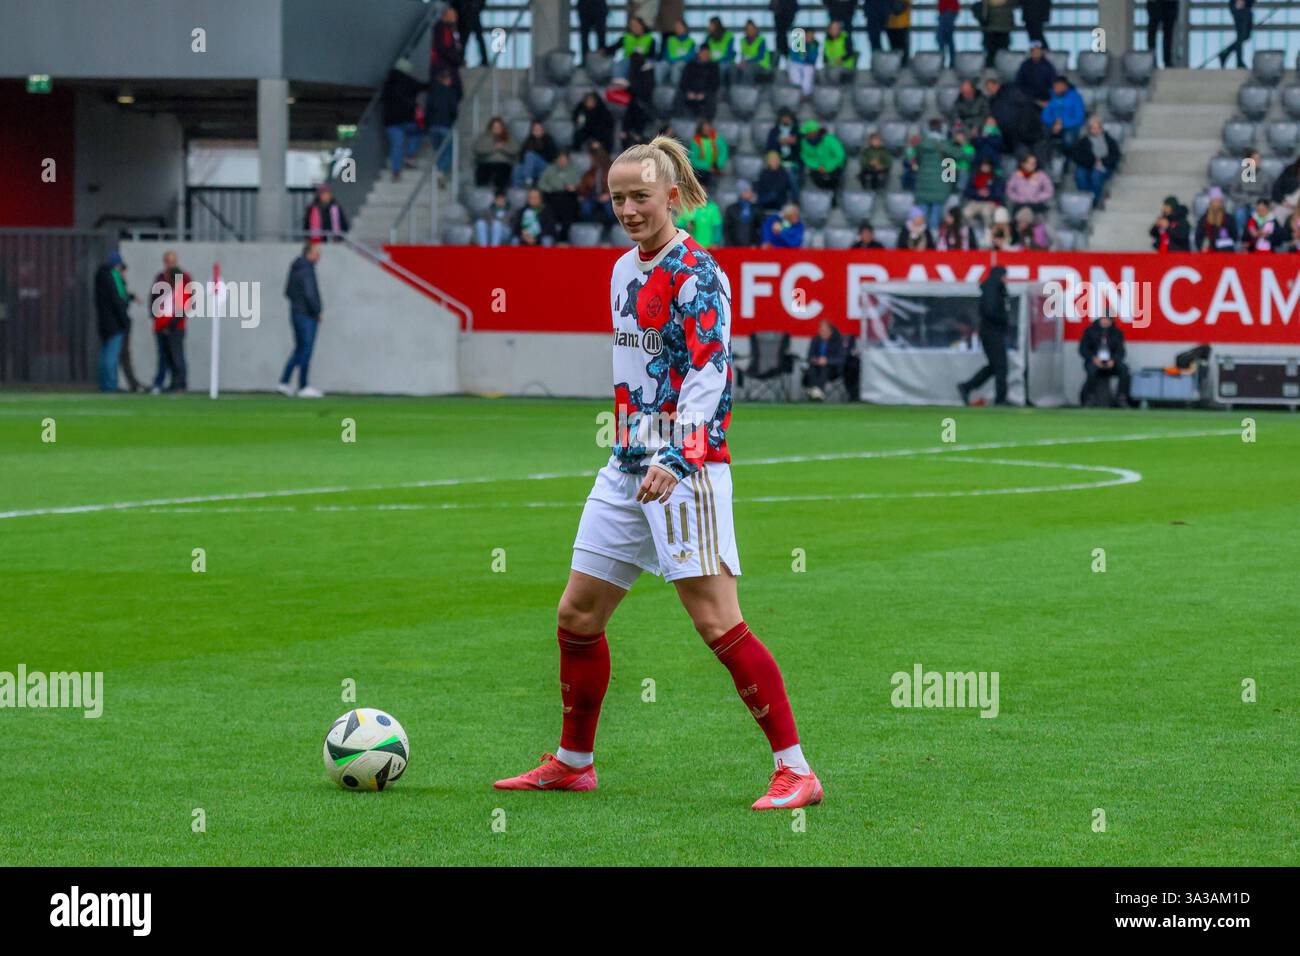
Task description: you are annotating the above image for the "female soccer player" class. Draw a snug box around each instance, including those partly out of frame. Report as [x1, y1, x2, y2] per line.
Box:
[493, 135, 822, 810]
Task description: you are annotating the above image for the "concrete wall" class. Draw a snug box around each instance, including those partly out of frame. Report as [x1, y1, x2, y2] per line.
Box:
[75, 91, 185, 230]
[120, 240, 460, 395]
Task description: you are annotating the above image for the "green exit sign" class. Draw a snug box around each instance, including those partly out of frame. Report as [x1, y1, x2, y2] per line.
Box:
[337, 124, 357, 140]
[27, 74, 52, 94]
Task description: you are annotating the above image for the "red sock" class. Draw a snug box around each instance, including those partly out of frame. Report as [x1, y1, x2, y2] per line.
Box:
[557, 626, 610, 754]
[709, 621, 799, 751]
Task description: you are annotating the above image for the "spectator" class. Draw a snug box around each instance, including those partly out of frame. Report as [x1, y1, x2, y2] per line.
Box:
[1022, 0, 1052, 48]
[1230, 148, 1266, 235]
[758, 150, 795, 212]
[1243, 199, 1277, 252]
[736, 19, 773, 83]
[429, 7, 465, 95]
[803, 319, 845, 401]
[936, 206, 978, 250]
[1220, 0, 1254, 69]
[1147, 0, 1179, 69]
[822, 19, 857, 71]
[963, 157, 1006, 226]
[988, 206, 1015, 249]
[654, 1, 685, 56]
[951, 126, 975, 191]
[516, 188, 560, 246]
[954, 79, 987, 131]
[1042, 75, 1085, 152]
[426, 69, 462, 187]
[957, 265, 1011, 405]
[278, 243, 325, 399]
[723, 179, 763, 247]
[1005, 153, 1054, 216]
[1150, 195, 1192, 251]
[572, 91, 615, 153]
[985, 76, 1042, 157]
[538, 149, 583, 240]
[852, 223, 885, 248]
[901, 131, 922, 190]
[800, 119, 846, 194]
[577, 0, 610, 64]
[937, 0, 960, 68]
[1078, 312, 1131, 406]
[688, 119, 729, 188]
[979, 0, 1016, 68]
[767, 110, 804, 197]
[577, 141, 616, 226]
[787, 29, 819, 97]
[858, 129, 893, 190]
[762, 203, 806, 247]
[149, 250, 190, 394]
[613, 17, 657, 79]
[380, 58, 427, 183]
[1270, 156, 1300, 222]
[1276, 207, 1300, 251]
[474, 190, 514, 246]
[472, 117, 519, 192]
[773, 0, 800, 64]
[94, 251, 132, 393]
[886, 0, 913, 65]
[513, 120, 558, 189]
[676, 194, 724, 247]
[1195, 187, 1238, 252]
[864, 0, 890, 55]
[620, 52, 658, 148]
[303, 183, 349, 242]
[897, 205, 935, 249]
[914, 119, 958, 230]
[454, 0, 488, 66]
[662, 17, 696, 64]
[1068, 114, 1120, 206]
[972, 115, 1004, 164]
[704, 16, 737, 83]
[1016, 42, 1057, 107]
[1013, 206, 1052, 249]
[681, 46, 722, 118]
[825, 0, 858, 39]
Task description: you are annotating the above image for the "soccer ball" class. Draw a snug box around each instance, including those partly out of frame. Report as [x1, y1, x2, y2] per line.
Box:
[323, 708, 410, 791]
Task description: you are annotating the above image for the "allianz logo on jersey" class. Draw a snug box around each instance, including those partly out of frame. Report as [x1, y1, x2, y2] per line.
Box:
[613, 327, 663, 355]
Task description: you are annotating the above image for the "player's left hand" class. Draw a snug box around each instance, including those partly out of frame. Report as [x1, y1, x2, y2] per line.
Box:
[636, 465, 679, 504]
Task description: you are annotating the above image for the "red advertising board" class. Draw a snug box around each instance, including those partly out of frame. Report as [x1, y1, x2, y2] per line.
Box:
[386, 246, 1300, 345]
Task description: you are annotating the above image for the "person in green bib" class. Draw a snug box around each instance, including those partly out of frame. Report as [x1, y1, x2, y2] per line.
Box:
[822, 19, 857, 75]
[612, 17, 656, 79]
[703, 16, 736, 84]
[735, 19, 773, 84]
[661, 18, 696, 65]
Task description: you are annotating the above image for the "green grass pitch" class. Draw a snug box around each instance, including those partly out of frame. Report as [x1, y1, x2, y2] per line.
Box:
[1, 393, 1296, 866]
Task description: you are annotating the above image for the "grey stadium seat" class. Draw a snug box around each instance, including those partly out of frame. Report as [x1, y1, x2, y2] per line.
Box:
[733, 153, 764, 183]
[545, 50, 576, 86]
[1267, 121, 1300, 156]
[545, 118, 575, 149]
[565, 85, 591, 110]
[872, 50, 904, 86]
[824, 227, 858, 249]
[823, 65, 855, 87]
[1191, 192, 1237, 221]
[841, 189, 875, 224]
[1102, 120, 1128, 147]
[1077, 51, 1110, 86]
[1222, 119, 1257, 152]
[507, 187, 528, 211]
[880, 119, 910, 154]
[954, 51, 985, 83]
[502, 97, 530, 121]
[1121, 51, 1155, 86]
[1107, 87, 1140, 121]
[877, 228, 898, 249]
[909, 51, 943, 87]
[1260, 157, 1284, 186]
[585, 54, 614, 85]
[508, 118, 532, 144]
[772, 86, 803, 114]
[1253, 50, 1286, 87]
[1238, 85, 1272, 121]
[751, 119, 776, 153]
[715, 120, 744, 150]
[851, 86, 885, 120]
[884, 190, 915, 224]
[1058, 191, 1094, 228]
[464, 187, 495, 218]
[442, 223, 474, 246]
[1054, 228, 1083, 252]
[714, 188, 739, 215]
[527, 85, 559, 120]
[1079, 87, 1102, 113]
[800, 188, 834, 228]
[893, 86, 927, 121]
[729, 85, 761, 120]
[1281, 86, 1300, 121]
[995, 49, 1022, 85]
[812, 86, 844, 120]
[936, 85, 960, 117]
[836, 120, 868, 153]
[569, 223, 605, 247]
[652, 86, 677, 116]
[1208, 155, 1242, 191]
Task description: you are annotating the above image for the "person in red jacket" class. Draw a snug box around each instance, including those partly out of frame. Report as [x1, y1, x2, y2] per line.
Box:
[429, 6, 465, 96]
[149, 250, 190, 393]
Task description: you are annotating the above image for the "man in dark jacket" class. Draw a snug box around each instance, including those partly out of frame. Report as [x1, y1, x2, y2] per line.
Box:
[985, 77, 1041, 156]
[427, 68, 462, 183]
[1150, 195, 1192, 252]
[803, 319, 846, 400]
[381, 59, 428, 181]
[94, 251, 133, 392]
[1021, 0, 1052, 48]
[723, 180, 763, 247]
[681, 47, 721, 120]
[429, 6, 465, 94]
[576, 0, 609, 64]
[453, 0, 488, 66]
[1015, 42, 1057, 106]
[278, 244, 325, 398]
[1078, 312, 1131, 406]
[149, 250, 191, 393]
[1146, 0, 1179, 69]
[958, 265, 1011, 405]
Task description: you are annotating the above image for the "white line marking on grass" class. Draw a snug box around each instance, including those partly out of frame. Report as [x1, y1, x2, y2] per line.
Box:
[1, 428, 1235, 520]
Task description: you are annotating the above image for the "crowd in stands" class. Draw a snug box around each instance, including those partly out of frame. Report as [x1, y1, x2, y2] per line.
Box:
[1154, 156, 1300, 254]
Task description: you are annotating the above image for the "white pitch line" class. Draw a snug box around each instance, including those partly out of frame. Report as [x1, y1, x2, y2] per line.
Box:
[0, 428, 1234, 521]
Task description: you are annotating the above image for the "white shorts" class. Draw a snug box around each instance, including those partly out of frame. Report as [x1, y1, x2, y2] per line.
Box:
[572, 459, 742, 588]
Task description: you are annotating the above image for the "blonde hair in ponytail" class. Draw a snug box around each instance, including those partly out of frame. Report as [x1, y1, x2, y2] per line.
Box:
[612, 134, 709, 215]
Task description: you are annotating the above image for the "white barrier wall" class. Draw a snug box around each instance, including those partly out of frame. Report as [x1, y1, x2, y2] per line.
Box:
[121, 241, 460, 395]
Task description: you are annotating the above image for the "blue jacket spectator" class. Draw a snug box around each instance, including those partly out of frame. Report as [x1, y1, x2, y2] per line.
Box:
[1041, 78, 1085, 140]
[762, 207, 805, 247]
